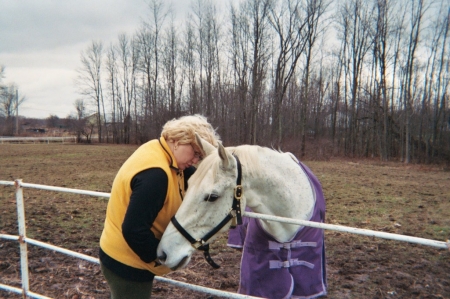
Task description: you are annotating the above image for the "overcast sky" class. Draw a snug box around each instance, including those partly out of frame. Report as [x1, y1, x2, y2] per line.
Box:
[0, 0, 195, 119]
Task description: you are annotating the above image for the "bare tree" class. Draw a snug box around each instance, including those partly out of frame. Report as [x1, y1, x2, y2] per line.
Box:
[269, 0, 309, 147]
[0, 84, 25, 136]
[430, 5, 449, 159]
[402, 0, 428, 163]
[46, 115, 60, 128]
[180, 18, 198, 114]
[191, 0, 206, 114]
[231, 0, 273, 144]
[0, 84, 16, 118]
[76, 41, 104, 142]
[336, 0, 374, 156]
[373, 0, 388, 160]
[190, 0, 221, 117]
[135, 25, 156, 139]
[328, 55, 343, 149]
[117, 33, 138, 144]
[162, 14, 181, 116]
[229, 1, 251, 143]
[67, 99, 95, 143]
[145, 0, 168, 126]
[388, 1, 407, 159]
[105, 43, 120, 143]
[299, 0, 330, 157]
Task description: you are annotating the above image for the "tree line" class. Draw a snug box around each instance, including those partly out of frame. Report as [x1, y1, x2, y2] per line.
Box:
[73, 0, 448, 163]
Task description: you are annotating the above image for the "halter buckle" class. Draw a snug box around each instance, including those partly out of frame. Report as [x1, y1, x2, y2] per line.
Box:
[230, 217, 237, 228]
[234, 185, 243, 200]
[192, 239, 205, 249]
[229, 209, 237, 227]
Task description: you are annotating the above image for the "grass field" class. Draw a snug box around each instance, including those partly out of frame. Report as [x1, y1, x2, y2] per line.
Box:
[1, 143, 449, 298]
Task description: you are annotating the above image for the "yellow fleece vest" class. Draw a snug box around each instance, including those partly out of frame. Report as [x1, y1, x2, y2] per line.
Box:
[100, 137, 184, 276]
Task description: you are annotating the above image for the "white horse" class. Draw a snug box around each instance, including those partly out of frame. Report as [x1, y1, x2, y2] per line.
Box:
[157, 137, 327, 299]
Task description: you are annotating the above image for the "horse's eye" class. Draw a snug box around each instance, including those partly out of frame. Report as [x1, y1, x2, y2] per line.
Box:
[204, 194, 219, 202]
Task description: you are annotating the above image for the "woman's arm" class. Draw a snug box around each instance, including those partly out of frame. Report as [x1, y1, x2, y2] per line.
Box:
[122, 168, 168, 263]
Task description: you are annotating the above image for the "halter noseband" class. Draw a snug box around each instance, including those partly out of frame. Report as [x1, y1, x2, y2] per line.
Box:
[170, 154, 243, 269]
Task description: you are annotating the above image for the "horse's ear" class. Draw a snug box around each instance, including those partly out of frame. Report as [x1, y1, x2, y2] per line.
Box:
[195, 133, 216, 157]
[218, 142, 234, 169]
[218, 142, 229, 168]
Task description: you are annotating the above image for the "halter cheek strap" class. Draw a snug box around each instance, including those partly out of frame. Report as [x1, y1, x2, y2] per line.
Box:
[231, 153, 243, 227]
[170, 154, 243, 269]
[171, 216, 221, 269]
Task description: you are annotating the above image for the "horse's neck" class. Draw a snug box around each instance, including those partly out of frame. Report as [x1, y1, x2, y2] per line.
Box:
[244, 154, 315, 243]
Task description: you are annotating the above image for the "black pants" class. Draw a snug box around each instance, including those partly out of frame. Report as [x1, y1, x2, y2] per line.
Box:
[101, 262, 154, 299]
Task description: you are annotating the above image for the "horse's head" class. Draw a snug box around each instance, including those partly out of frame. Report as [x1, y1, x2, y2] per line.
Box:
[157, 138, 243, 271]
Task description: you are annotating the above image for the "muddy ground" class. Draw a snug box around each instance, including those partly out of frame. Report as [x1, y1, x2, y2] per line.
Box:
[0, 143, 449, 299]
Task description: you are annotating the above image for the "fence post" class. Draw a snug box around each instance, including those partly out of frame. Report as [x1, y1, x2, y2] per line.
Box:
[15, 179, 30, 299]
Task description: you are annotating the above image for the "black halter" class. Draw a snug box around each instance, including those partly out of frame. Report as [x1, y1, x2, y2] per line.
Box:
[170, 154, 243, 269]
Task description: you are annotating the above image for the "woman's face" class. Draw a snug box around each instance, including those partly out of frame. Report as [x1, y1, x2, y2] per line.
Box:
[173, 143, 202, 170]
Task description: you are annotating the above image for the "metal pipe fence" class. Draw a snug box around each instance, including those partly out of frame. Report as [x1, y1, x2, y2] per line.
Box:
[0, 180, 448, 298]
[0, 180, 262, 299]
[0, 137, 76, 144]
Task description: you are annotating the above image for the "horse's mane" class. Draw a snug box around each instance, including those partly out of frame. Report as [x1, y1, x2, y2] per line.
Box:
[229, 145, 264, 177]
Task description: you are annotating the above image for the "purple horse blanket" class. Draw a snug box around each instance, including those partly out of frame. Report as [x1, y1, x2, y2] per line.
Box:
[227, 162, 327, 299]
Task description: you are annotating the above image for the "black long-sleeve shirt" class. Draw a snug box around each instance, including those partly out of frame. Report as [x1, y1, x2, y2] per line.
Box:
[122, 168, 168, 262]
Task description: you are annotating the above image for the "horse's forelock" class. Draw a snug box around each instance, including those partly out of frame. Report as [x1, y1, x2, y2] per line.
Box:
[188, 155, 220, 188]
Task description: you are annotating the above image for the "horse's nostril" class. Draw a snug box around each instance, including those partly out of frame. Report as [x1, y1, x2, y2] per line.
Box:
[157, 251, 167, 263]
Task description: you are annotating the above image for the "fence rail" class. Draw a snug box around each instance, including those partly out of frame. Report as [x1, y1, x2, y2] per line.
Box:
[0, 180, 448, 298]
[0, 137, 76, 144]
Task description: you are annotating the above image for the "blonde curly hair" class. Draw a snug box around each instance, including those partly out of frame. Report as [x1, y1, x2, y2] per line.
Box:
[161, 115, 220, 156]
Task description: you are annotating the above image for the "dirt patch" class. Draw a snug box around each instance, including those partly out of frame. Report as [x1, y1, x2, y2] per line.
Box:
[1, 144, 449, 298]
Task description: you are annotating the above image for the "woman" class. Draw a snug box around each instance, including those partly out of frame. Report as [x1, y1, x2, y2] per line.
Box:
[99, 115, 220, 298]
